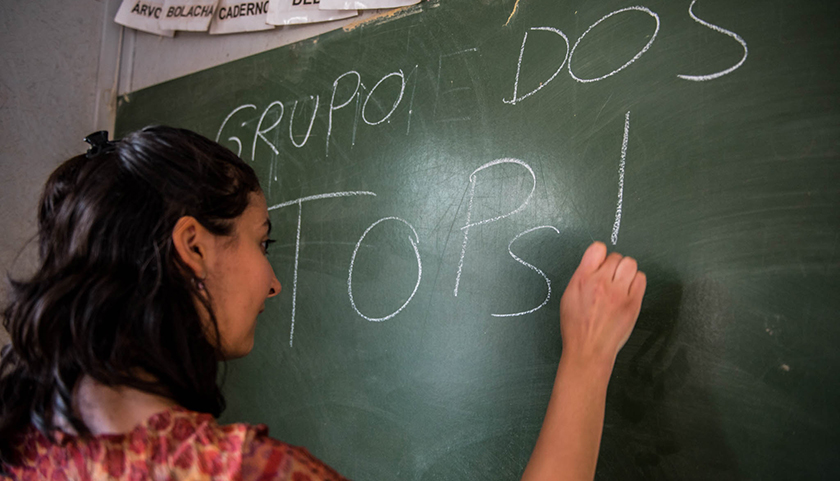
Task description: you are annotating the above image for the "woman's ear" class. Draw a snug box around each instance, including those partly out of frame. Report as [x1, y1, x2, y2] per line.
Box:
[172, 216, 211, 279]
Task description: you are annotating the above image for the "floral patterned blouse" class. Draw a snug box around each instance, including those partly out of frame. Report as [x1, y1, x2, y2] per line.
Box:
[2, 406, 348, 481]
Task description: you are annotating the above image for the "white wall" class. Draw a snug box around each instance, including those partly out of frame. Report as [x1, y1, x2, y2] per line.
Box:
[0, 0, 111, 345]
[0, 0, 383, 344]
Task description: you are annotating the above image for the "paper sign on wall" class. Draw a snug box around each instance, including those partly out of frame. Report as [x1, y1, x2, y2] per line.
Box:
[114, 0, 176, 37]
[267, 0, 357, 26]
[209, 0, 275, 34]
[159, 0, 219, 31]
[318, 0, 419, 10]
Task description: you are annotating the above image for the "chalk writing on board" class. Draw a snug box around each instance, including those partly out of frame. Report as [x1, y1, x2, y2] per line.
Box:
[436, 48, 479, 121]
[253, 100, 284, 161]
[201, 0, 760, 351]
[327, 70, 362, 157]
[405, 65, 419, 134]
[611, 111, 631, 246]
[362, 70, 406, 126]
[352, 81, 366, 148]
[502, 4, 745, 106]
[214, 3, 749, 163]
[326, 68, 421, 155]
[348, 217, 422, 322]
[454, 158, 536, 297]
[568, 6, 661, 84]
[677, 0, 748, 81]
[503, 27, 569, 106]
[492, 225, 560, 318]
[216, 103, 256, 156]
[269, 191, 377, 346]
[289, 95, 319, 148]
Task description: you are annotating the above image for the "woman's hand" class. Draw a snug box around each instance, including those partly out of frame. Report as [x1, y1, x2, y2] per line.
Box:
[521, 242, 646, 481]
[559, 241, 646, 368]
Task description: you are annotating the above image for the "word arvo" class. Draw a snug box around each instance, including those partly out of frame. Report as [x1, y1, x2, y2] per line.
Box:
[130, 2, 164, 18]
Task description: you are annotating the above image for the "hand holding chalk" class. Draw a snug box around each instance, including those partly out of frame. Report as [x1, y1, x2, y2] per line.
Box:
[559, 241, 646, 368]
[522, 242, 646, 481]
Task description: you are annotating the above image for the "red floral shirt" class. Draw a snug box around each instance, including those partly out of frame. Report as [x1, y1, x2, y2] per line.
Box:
[2, 407, 348, 481]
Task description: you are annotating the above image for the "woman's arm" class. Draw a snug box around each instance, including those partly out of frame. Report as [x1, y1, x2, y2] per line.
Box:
[521, 242, 647, 481]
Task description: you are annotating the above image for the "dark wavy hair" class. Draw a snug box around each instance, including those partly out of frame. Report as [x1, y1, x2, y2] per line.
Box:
[0, 126, 261, 466]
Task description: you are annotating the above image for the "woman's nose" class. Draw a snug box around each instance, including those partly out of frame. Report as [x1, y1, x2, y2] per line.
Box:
[268, 274, 281, 298]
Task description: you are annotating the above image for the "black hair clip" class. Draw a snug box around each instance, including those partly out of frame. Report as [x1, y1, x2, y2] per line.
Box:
[84, 131, 119, 158]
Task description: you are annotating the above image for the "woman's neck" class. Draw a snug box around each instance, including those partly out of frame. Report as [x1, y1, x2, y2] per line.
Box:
[68, 374, 179, 436]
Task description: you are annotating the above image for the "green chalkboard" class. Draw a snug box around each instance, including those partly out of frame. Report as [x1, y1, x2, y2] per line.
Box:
[116, 0, 840, 478]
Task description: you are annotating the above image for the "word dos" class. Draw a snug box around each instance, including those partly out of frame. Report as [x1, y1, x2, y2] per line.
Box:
[504, 0, 748, 105]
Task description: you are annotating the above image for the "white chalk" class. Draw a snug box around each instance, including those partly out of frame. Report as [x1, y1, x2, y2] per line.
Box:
[289, 95, 320, 148]
[216, 103, 256, 156]
[348, 217, 422, 322]
[611, 111, 630, 245]
[252, 100, 284, 161]
[454, 158, 536, 297]
[492, 225, 560, 317]
[327, 70, 361, 157]
[268, 190, 377, 346]
[569, 6, 660, 83]
[362, 70, 406, 126]
[677, 0, 748, 81]
[503, 27, 569, 105]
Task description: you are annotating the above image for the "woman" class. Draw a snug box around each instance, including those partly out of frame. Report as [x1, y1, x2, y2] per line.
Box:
[0, 126, 645, 480]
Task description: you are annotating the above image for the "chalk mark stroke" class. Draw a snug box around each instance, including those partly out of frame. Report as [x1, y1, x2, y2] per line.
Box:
[493, 225, 560, 317]
[327, 71, 361, 158]
[348, 217, 422, 322]
[435, 48, 479, 121]
[216, 104, 256, 156]
[677, 0, 748, 81]
[504, 0, 521, 27]
[253, 101, 284, 161]
[268, 191, 376, 211]
[611, 111, 630, 245]
[503, 27, 569, 105]
[454, 158, 536, 297]
[569, 6, 660, 83]
[362, 70, 406, 126]
[268, 190, 377, 347]
[289, 202, 303, 347]
[289, 95, 319, 148]
[405, 64, 419, 135]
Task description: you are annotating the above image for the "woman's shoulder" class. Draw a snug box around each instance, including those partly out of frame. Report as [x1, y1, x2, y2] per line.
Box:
[3, 406, 348, 481]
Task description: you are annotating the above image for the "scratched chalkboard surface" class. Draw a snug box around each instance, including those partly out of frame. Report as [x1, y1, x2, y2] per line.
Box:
[115, 0, 840, 478]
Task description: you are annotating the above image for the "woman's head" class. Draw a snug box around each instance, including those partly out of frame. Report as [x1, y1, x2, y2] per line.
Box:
[0, 126, 279, 461]
[172, 190, 281, 358]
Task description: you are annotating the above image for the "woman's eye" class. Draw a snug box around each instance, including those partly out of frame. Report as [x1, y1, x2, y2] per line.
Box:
[262, 239, 276, 255]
